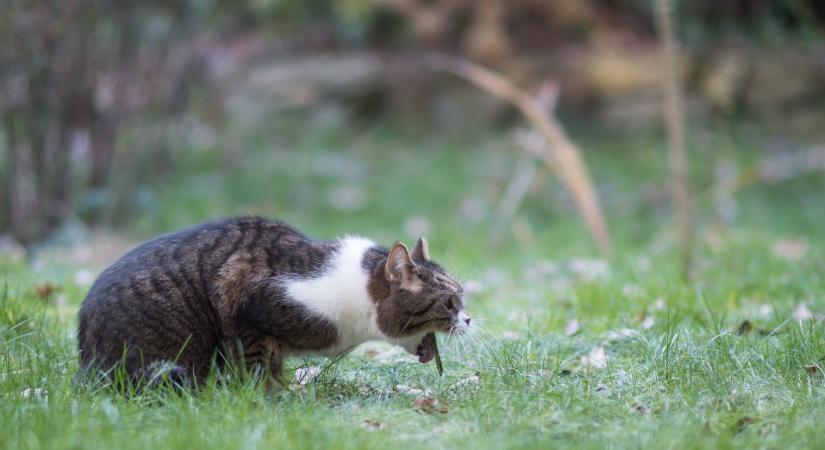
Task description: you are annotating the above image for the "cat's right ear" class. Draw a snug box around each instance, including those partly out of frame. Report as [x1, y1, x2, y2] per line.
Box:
[412, 237, 430, 261]
[385, 243, 420, 291]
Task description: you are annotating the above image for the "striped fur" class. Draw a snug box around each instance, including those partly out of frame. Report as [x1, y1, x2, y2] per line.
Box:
[77, 217, 468, 387]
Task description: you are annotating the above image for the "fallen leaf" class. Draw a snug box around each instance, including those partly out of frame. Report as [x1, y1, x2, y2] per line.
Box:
[412, 396, 448, 414]
[564, 319, 581, 336]
[805, 364, 820, 376]
[737, 320, 753, 336]
[581, 346, 608, 369]
[361, 420, 385, 431]
[33, 282, 58, 301]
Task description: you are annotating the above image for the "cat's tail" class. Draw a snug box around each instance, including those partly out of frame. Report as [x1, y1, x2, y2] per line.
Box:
[73, 359, 194, 394]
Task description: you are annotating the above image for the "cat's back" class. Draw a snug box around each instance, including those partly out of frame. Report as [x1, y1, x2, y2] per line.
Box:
[77, 216, 310, 372]
[82, 217, 275, 301]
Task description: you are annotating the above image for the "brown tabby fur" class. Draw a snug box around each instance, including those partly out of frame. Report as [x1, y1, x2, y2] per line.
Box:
[77, 216, 465, 387]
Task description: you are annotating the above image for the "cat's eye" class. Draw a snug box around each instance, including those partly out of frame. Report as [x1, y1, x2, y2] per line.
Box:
[447, 295, 460, 313]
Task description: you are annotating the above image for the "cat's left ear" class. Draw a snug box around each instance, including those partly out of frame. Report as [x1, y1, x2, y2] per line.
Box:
[412, 237, 430, 261]
[386, 242, 422, 292]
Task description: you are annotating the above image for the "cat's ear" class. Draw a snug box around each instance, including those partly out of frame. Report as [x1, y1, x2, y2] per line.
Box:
[385, 242, 421, 291]
[412, 237, 430, 261]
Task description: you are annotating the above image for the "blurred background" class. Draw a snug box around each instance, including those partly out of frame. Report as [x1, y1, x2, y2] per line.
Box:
[1, 0, 824, 281]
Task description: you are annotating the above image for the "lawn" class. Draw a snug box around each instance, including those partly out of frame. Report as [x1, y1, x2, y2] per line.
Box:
[2, 120, 825, 449]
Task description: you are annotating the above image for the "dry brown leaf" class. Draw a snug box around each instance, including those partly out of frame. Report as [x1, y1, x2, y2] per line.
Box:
[805, 364, 820, 376]
[412, 396, 448, 414]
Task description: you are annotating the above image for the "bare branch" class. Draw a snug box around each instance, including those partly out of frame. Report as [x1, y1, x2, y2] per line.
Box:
[428, 55, 611, 254]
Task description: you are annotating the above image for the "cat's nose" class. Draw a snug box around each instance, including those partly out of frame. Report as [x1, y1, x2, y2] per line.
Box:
[457, 310, 471, 327]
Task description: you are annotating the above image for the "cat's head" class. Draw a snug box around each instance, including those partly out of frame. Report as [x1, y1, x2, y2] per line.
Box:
[368, 238, 470, 363]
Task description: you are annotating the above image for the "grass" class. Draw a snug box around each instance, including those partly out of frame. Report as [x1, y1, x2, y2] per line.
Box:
[3, 118, 825, 449]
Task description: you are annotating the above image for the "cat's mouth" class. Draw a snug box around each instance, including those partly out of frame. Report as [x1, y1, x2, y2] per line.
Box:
[415, 333, 437, 363]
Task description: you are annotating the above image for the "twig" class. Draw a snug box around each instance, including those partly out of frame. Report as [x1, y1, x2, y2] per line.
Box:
[428, 55, 611, 255]
[655, 0, 692, 278]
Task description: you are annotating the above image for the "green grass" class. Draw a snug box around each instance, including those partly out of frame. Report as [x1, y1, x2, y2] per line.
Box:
[3, 119, 825, 449]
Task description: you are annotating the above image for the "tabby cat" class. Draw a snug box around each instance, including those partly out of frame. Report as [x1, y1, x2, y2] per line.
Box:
[77, 217, 470, 386]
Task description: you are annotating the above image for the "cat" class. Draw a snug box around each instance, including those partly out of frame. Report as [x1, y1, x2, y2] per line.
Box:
[77, 216, 470, 387]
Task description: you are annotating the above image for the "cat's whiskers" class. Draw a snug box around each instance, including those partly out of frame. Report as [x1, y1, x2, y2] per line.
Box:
[448, 328, 470, 361]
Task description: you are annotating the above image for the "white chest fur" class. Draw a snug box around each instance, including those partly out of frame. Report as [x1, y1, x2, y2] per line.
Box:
[281, 237, 387, 355]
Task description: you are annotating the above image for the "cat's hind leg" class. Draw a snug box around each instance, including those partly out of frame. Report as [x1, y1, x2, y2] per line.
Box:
[230, 334, 286, 390]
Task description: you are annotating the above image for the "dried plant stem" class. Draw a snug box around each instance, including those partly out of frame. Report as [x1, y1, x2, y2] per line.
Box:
[655, 0, 692, 277]
[429, 56, 611, 255]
